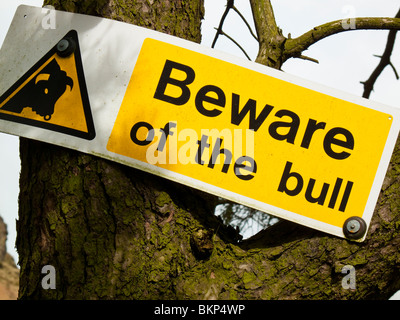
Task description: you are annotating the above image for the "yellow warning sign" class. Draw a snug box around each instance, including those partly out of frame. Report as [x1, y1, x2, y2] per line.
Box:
[107, 38, 393, 230]
[0, 30, 95, 140]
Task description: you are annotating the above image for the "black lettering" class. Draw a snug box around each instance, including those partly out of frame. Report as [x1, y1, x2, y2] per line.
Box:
[153, 60, 195, 105]
[269, 110, 300, 144]
[234, 156, 257, 180]
[130, 121, 154, 146]
[328, 178, 343, 209]
[278, 161, 303, 196]
[231, 93, 274, 131]
[158, 121, 177, 151]
[195, 85, 225, 117]
[208, 138, 232, 173]
[323, 127, 354, 160]
[301, 119, 326, 149]
[339, 181, 354, 212]
[305, 179, 330, 205]
[196, 134, 210, 165]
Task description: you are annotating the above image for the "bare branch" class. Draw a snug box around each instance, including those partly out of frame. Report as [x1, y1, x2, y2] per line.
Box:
[211, 0, 255, 60]
[389, 62, 399, 80]
[232, 5, 258, 41]
[284, 16, 400, 62]
[213, 28, 252, 60]
[361, 8, 400, 98]
[298, 55, 319, 64]
[374, 55, 400, 79]
[211, 0, 234, 48]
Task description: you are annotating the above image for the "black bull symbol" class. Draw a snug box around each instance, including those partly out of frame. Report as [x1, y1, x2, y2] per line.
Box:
[1, 58, 73, 121]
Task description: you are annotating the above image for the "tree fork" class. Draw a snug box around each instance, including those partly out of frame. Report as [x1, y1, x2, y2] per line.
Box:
[250, 0, 286, 69]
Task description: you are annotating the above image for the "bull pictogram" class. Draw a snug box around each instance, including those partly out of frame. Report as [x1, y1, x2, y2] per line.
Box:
[1, 58, 73, 121]
[0, 30, 95, 140]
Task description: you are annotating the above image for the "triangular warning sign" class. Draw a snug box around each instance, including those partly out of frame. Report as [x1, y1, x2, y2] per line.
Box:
[0, 30, 95, 140]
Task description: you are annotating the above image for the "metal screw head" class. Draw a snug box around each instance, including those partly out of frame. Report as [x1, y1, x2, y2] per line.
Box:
[343, 216, 367, 240]
[57, 39, 69, 52]
[56, 37, 76, 57]
[346, 219, 361, 233]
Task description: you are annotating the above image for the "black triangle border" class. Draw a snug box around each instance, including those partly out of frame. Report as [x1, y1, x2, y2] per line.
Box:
[0, 30, 96, 140]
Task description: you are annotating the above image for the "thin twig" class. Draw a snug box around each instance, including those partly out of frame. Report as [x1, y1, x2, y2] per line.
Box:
[389, 62, 399, 79]
[214, 28, 252, 60]
[372, 55, 399, 79]
[298, 55, 319, 64]
[211, 0, 234, 48]
[361, 8, 400, 98]
[232, 5, 258, 41]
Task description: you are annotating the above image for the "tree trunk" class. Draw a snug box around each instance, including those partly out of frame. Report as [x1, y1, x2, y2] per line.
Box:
[17, 0, 400, 300]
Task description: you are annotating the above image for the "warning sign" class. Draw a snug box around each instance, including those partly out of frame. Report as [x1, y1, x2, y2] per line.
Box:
[2, 5, 400, 240]
[107, 38, 396, 240]
[0, 30, 95, 140]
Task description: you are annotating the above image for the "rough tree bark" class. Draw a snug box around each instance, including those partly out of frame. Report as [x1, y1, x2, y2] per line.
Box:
[16, 0, 400, 299]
